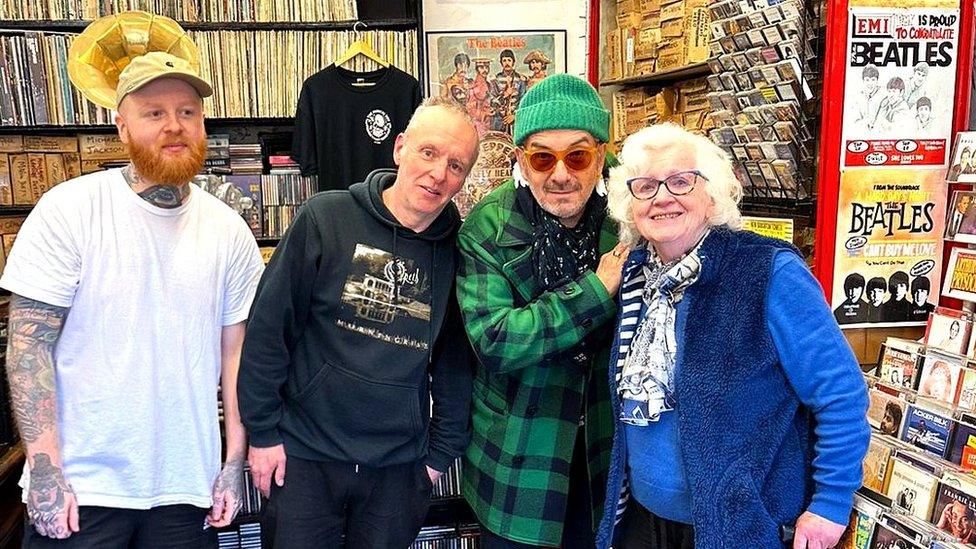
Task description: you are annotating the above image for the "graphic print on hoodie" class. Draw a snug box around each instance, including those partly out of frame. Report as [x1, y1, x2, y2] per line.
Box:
[338, 244, 432, 350]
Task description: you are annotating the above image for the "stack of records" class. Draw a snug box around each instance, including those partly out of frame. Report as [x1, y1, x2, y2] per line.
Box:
[241, 462, 262, 516]
[411, 524, 481, 548]
[229, 144, 263, 175]
[268, 155, 300, 175]
[239, 522, 261, 549]
[432, 457, 464, 500]
[261, 174, 316, 238]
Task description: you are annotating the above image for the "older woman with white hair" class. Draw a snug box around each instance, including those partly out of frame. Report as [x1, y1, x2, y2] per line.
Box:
[594, 124, 869, 549]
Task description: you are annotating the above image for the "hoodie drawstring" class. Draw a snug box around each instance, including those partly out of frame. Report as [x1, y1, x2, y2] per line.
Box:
[392, 227, 399, 309]
[428, 246, 435, 365]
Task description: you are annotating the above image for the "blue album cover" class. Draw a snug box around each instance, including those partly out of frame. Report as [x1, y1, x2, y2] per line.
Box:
[224, 175, 263, 238]
[901, 404, 953, 459]
[193, 175, 263, 238]
[949, 421, 976, 471]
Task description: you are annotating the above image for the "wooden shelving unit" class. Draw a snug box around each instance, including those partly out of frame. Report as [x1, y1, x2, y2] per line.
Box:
[600, 61, 711, 87]
[0, 444, 25, 547]
[0, 444, 24, 484]
[0, 118, 296, 134]
[0, 18, 417, 32]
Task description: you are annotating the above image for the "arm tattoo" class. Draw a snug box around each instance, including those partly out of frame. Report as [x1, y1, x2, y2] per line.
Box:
[123, 164, 191, 209]
[26, 453, 73, 537]
[6, 295, 67, 443]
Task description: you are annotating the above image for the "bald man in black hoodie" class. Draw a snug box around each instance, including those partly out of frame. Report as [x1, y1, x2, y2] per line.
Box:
[239, 97, 479, 548]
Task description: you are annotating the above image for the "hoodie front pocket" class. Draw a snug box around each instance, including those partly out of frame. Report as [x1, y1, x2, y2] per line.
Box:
[296, 360, 423, 447]
[293, 360, 337, 403]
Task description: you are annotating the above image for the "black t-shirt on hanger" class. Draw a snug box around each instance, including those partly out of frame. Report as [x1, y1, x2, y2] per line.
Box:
[291, 65, 422, 192]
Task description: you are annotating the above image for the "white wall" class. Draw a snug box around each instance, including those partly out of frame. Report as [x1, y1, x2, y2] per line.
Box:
[422, 0, 591, 78]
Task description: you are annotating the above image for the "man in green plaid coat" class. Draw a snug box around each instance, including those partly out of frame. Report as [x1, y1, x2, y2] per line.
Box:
[457, 74, 627, 548]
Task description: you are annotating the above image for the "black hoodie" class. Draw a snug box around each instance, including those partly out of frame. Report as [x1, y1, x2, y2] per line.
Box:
[239, 169, 473, 472]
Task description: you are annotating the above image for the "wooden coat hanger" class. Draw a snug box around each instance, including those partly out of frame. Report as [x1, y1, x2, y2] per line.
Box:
[334, 21, 389, 71]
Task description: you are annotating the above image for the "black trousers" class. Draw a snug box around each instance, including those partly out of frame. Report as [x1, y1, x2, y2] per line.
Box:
[263, 455, 432, 549]
[615, 500, 694, 549]
[481, 427, 594, 549]
[22, 504, 215, 549]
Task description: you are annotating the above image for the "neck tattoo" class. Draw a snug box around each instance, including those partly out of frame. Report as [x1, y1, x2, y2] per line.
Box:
[123, 164, 191, 209]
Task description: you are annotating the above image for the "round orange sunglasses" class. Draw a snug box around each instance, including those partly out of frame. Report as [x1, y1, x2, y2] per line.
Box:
[523, 146, 598, 172]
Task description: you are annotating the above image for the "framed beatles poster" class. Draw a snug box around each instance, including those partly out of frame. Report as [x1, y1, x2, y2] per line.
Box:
[424, 29, 567, 136]
[424, 29, 568, 217]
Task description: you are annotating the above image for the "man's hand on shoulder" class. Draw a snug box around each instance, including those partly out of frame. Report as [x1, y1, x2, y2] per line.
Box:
[596, 243, 630, 296]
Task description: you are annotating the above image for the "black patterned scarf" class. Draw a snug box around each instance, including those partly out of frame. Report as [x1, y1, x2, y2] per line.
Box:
[515, 182, 607, 366]
[515, 183, 607, 290]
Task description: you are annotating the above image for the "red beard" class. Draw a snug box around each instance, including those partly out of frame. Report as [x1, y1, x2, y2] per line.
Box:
[126, 136, 207, 186]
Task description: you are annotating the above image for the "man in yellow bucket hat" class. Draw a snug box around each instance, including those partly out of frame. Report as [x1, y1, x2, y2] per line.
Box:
[4, 15, 263, 547]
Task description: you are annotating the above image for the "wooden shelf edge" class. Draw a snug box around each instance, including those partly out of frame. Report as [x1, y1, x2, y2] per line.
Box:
[600, 61, 712, 87]
[0, 500, 23, 549]
[0, 444, 25, 484]
[0, 18, 417, 32]
[0, 117, 296, 133]
[0, 206, 34, 216]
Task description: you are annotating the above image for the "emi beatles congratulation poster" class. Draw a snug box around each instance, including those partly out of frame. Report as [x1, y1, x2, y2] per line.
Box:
[841, 3, 960, 167]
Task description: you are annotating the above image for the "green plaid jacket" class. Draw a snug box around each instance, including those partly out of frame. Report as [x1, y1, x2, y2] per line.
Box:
[457, 181, 618, 546]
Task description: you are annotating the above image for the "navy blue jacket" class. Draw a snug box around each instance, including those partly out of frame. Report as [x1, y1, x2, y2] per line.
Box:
[596, 229, 865, 548]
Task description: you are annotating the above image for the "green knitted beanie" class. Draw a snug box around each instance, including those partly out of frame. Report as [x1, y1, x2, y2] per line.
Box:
[514, 74, 610, 146]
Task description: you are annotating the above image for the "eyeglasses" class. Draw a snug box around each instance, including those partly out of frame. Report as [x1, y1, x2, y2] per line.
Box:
[626, 170, 707, 200]
[523, 146, 598, 173]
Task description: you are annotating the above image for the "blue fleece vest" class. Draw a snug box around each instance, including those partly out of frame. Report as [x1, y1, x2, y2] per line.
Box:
[596, 229, 814, 549]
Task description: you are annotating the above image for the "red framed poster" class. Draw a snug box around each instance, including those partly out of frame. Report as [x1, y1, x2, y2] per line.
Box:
[815, 0, 975, 328]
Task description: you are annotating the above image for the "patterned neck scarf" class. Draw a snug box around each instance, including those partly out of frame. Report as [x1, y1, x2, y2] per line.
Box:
[514, 183, 607, 290]
[514, 181, 607, 366]
[618, 232, 708, 426]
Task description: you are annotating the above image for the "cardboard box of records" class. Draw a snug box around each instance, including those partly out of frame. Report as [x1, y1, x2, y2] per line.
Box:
[78, 134, 127, 174]
[611, 79, 709, 146]
[0, 134, 128, 207]
[0, 135, 80, 206]
[612, 87, 666, 145]
[606, 28, 624, 81]
[675, 79, 711, 132]
[0, 216, 25, 275]
[656, 0, 711, 72]
[612, 0, 710, 80]
[617, 12, 659, 79]
[617, 0, 638, 17]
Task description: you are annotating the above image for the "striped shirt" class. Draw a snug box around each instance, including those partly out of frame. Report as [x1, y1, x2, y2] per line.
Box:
[609, 260, 649, 526]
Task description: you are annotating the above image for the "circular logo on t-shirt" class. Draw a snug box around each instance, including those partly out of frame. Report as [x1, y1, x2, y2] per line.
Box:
[365, 110, 392, 144]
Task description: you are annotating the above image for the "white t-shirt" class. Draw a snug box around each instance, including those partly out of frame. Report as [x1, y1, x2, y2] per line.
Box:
[1, 168, 265, 510]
